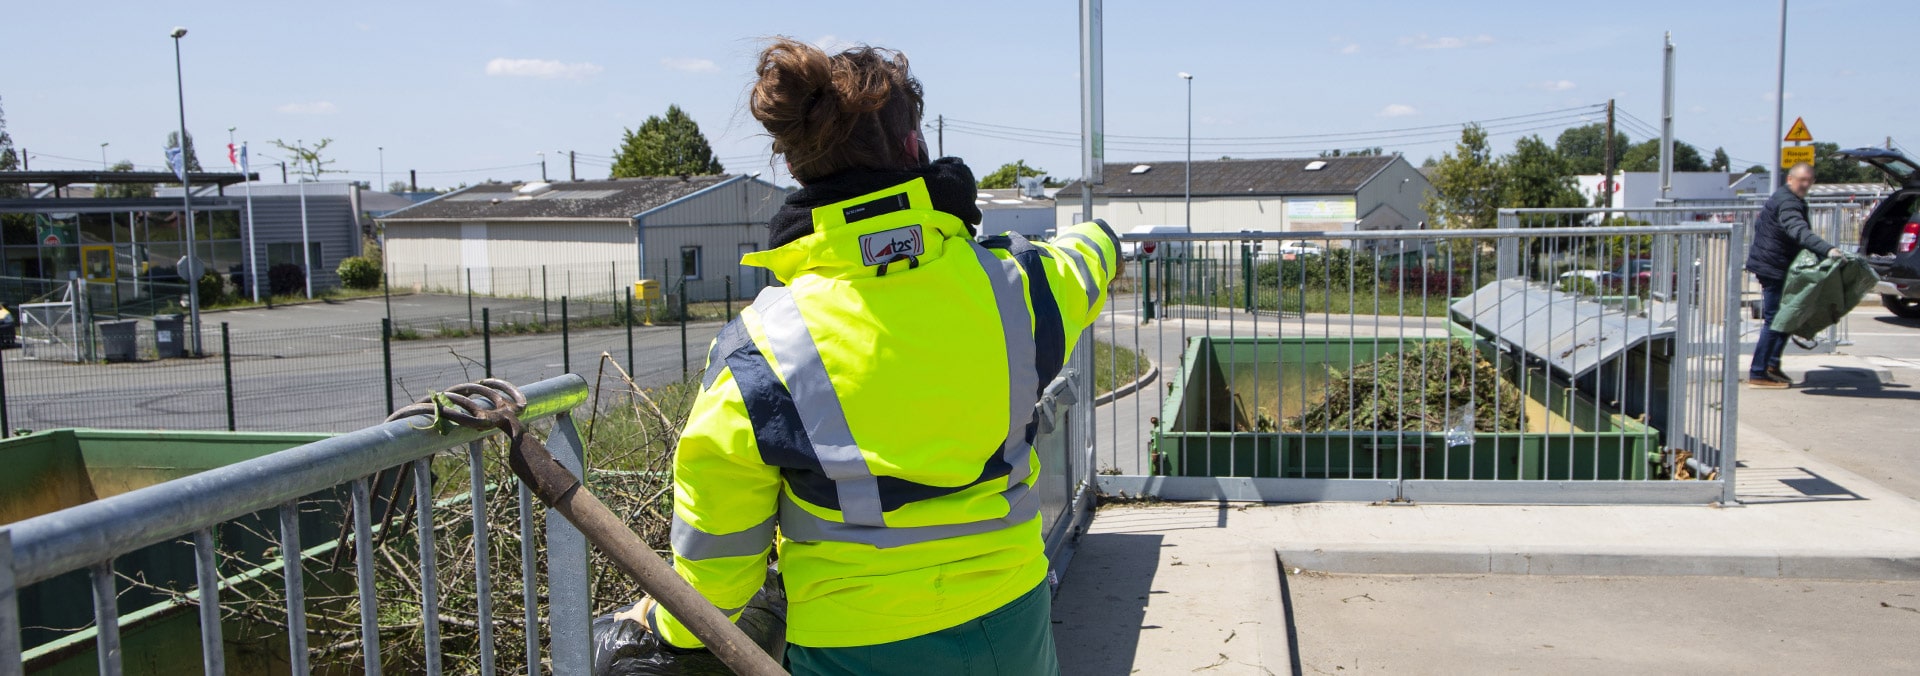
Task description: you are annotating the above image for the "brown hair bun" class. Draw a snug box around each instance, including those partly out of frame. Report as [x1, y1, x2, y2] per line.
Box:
[751, 37, 925, 183]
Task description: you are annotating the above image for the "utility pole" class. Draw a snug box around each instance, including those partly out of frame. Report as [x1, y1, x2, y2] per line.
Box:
[936, 115, 944, 158]
[410, 169, 418, 192]
[570, 150, 577, 181]
[1079, 0, 1104, 225]
[1772, 0, 1789, 192]
[279, 161, 287, 183]
[1603, 99, 1617, 212]
[1659, 32, 1675, 202]
[539, 151, 548, 181]
[378, 146, 385, 190]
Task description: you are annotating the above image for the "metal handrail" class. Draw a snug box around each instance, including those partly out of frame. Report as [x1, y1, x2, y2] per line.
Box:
[7, 374, 585, 587]
[1123, 224, 1735, 243]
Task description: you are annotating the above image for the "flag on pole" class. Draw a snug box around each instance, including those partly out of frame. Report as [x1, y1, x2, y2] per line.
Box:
[239, 143, 250, 175]
[165, 146, 187, 182]
[227, 143, 239, 170]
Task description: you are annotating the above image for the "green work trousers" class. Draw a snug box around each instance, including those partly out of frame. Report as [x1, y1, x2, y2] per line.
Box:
[784, 582, 1061, 676]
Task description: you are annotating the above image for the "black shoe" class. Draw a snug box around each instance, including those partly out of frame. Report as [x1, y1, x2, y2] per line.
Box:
[1764, 366, 1794, 385]
[1747, 377, 1788, 390]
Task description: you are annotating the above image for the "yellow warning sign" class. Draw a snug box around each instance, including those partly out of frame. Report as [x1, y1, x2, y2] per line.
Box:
[1784, 117, 1813, 142]
[1781, 145, 1816, 168]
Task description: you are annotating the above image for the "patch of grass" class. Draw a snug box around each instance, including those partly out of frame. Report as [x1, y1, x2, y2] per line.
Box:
[1091, 339, 1149, 396]
[203, 286, 399, 311]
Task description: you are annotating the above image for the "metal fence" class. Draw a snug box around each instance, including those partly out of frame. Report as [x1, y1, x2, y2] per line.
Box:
[1093, 223, 1744, 505]
[0, 291, 730, 435]
[0, 331, 1099, 674]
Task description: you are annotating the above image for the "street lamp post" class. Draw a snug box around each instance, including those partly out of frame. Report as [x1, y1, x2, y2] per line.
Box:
[99, 143, 109, 170]
[378, 146, 385, 190]
[171, 26, 203, 356]
[1179, 72, 1193, 230]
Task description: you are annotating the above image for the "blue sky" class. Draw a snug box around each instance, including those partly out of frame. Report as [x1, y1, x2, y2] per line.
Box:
[4, 1, 1912, 189]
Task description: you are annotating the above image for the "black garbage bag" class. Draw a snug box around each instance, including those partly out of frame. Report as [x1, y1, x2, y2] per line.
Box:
[591, 578, 787, 675]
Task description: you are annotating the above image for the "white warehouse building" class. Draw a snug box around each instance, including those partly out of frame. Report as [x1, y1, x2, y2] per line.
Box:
[377, 175, 789, 302]
[1052, 156, 1432, 237]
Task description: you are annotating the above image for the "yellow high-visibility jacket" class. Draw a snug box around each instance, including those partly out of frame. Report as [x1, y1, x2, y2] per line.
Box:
[648, 176, 1120, 649]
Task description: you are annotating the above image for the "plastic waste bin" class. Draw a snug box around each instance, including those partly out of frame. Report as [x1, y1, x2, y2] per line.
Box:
[98, 319, 139, 362]
[153, 314, 184, 358]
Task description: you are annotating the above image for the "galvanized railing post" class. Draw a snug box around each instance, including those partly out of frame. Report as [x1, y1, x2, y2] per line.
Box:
[351, 477, 382, 676]
[517, 483, 540, 676]
[467, 442, 497, 675]
[1720, 222, 1747, 504]
[90, 561, 120, 676]
[543, 413, 593, 673]
[0, 528, 20, 676]
[279, 502, 310, 676]
[483, 308, 493, 378]
[192, 528, 224, 676]
[413, 459, 443, 675]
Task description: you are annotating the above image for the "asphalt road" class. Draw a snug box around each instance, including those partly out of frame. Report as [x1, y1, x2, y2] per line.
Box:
[1287, 572, 1920, 675]
[4, 317, 723, 434]
[1744, 304, 1920, 500]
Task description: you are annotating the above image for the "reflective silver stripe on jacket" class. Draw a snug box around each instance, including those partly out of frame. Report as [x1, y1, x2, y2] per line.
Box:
[971, 243, 1040, 489]
[752, 287, 888, 528]
[1054, 231, 1110, 274]
[1058, 247, 1102, 309]
[671, 512, 777, 561]
[776, 481, 1041, 549]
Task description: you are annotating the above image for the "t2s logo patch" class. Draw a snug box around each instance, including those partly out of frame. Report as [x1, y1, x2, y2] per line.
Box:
[859, 225, 925, 267]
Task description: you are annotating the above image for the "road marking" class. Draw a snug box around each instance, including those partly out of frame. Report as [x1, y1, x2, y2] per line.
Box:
[1842, 332, 1918, 337]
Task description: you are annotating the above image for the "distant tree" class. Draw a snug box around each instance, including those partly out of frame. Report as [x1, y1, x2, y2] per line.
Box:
[978, 161, 1049, 189]
[0, 95, 22, 199]
[1421, 124, 1505, 230]
[1316, 147, 1384, 158]
[1743, 164, 1769, 175]
[1710, 147, 1730, 172]
[1617, 139, 1708, 173]
[270, 138, 336, 181]
[1810, 141, 1889, 184]
[1554, 124, 1630, 175]
[1501, 135, 1584, 211]
[611, 105, 723, 177]
[386, 180, 411, 193]
[1420, 156, 1437, 168]
[96, 161, 156, 198]
[166, 130, 203, 172]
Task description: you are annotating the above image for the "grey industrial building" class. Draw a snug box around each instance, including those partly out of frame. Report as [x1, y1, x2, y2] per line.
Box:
[1053, 155, 1433, 238]
[376, 175, 789, 302]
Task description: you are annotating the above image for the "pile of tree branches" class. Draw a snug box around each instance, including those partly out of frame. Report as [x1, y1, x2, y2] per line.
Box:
[1286, 341, 1525, 434]
[125, 355, 696, 674]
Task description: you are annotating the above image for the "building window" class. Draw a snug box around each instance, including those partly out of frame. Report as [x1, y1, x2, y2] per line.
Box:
[680, 246, 702, 280]
[267, 242, 324, 270]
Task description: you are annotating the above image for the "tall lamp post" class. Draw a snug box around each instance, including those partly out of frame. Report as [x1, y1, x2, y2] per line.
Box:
[99, 143, 109, 170]
[378, 146, 386, 191]
[1179, 72, 1193, 230]
[171, 26, 203, 356]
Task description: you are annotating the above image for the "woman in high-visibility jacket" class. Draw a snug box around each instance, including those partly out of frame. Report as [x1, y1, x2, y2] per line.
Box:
[632, 37, 1121, 674]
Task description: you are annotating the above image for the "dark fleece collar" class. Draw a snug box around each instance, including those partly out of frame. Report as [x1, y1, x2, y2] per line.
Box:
[767, 158, 982, 249]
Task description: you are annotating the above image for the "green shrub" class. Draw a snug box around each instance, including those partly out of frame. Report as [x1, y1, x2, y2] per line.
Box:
[337, 256, 382, 290]
[196, 272, 226, 306]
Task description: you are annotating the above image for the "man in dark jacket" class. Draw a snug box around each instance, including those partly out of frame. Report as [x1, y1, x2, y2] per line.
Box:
[1743, 163, 1841, 389]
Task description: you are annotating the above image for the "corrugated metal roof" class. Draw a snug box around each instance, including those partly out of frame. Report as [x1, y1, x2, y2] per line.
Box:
[1449, 279, 1675, 378]
[1054, 156, 1399, 199]
[379, 175, 733, 220]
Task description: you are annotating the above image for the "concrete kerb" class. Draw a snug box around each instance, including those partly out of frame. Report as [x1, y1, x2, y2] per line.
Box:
[1276, 542, 1920, 580]
[1250, 547, 1293, 676]
[1092, 359, 1159, 407]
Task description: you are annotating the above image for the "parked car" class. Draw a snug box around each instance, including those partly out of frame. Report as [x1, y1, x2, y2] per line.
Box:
[1832, 147, 1920, 318]
[1277, 240, 1327, 258]
[1120, 224, 1192, 261]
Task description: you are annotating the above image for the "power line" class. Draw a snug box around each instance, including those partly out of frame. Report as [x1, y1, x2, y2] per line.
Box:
[944, 111, 1599, 154]
[942, 104, 1604, 143]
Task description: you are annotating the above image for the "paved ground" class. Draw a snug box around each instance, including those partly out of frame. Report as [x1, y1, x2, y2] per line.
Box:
[1287, 573, 1920, 675]
[1743, 306, 1920, 500]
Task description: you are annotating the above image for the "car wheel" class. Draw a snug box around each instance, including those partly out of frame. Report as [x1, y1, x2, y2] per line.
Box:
[1882, 295, 1920, 319]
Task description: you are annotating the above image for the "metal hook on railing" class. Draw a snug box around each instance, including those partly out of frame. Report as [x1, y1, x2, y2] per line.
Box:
[385, 378, 788, 676]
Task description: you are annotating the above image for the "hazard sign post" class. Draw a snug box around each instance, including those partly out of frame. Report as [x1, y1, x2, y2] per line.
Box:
[1782, 117, 1815, 170]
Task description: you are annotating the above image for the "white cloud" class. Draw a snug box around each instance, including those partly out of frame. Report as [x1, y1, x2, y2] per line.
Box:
[1340, 43, 1361, 55]
[1836, 68, 1856, 77]
[1761, 91, 1796, 102]
[1378, 103, 1418, 118]
[1402, 33, 1494, 49]
[813, 35, 858, 53]
[275, 101, 337, 115]
[661, 57, 718, 73]
[1535, 79, 1575, 91]
[484, 57, 603, 80]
